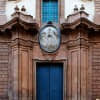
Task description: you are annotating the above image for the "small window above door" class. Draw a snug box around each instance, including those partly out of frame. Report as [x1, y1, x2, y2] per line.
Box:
[36, 0, 65, 25]
[42, 0, 59, 23]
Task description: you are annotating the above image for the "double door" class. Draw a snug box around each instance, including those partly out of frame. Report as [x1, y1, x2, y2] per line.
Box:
[36, 63, 63, 100]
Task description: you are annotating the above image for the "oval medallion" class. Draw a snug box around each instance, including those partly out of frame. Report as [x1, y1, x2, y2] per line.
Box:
[39, 25, 61, 53]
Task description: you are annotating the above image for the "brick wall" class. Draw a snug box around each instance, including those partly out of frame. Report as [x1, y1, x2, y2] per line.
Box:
[0, 0, 6, 14]
[0, 0, 7, 24]
[92, 45, 100, 100]
[95, 0, 100, 14]
[0, 43, 9, 100]
[94, 0, 100, 24]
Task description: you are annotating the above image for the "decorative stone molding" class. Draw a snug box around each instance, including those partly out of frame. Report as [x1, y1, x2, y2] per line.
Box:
[0, 8, 39, 32]
[11, 6, 36, 24]
[61, 17, 100, 31]
[74, 5, 78, 13]
[67, 38, 89, 48]
[11, 38, 33, 48]
[66, 11, 89, 23]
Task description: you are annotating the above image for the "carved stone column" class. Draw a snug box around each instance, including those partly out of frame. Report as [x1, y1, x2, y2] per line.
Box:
[67, 29, 89, 100]
[11, 41, 19, 100]
[10, 27, 33, 100]
[8, 8, 38, 100]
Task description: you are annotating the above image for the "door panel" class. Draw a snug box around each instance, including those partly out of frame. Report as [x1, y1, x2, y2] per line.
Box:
[50, 64, 63, 100]
[36, 63, 63, 100]
[36, 64, 50, 100]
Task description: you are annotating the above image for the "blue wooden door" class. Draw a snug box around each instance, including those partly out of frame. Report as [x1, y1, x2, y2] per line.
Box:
[36, 63, 63, 100]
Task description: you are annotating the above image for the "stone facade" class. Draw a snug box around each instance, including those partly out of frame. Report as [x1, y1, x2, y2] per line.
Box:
[0, 0, 100, 100]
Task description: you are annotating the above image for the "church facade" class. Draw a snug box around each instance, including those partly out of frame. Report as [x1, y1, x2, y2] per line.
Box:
[0, 0, 100, 100]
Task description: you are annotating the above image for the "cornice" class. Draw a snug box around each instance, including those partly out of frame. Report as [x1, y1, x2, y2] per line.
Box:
[0, 11, 39, 32]
[0, 10, 100, 33]
[61, 17, 100, 31]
